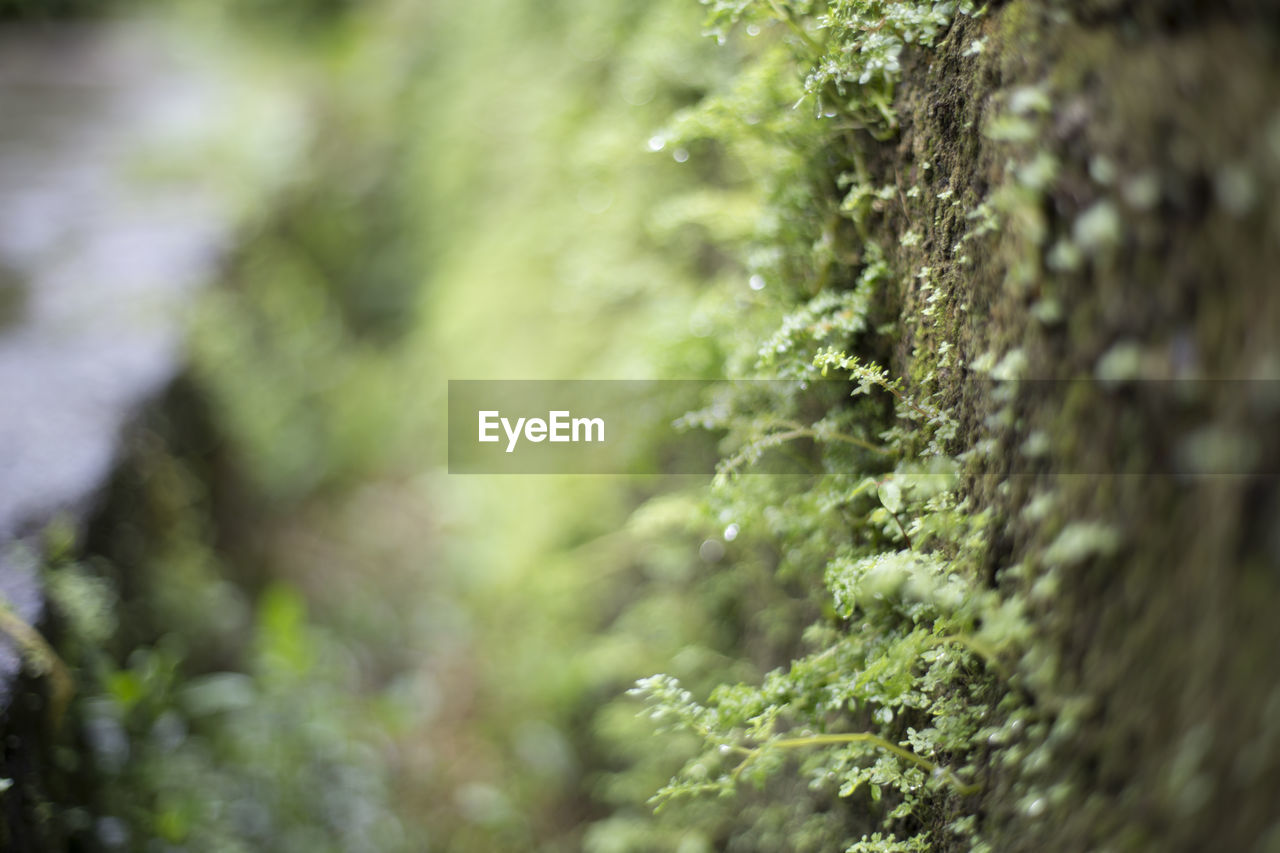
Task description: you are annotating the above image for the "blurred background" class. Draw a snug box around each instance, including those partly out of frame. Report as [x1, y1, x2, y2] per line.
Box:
[0, 0, 789, 850]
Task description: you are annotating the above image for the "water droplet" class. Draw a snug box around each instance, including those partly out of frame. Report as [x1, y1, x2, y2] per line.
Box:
[1025, 797, 1047, 817]
[724, 523, 739, 542]
[748, 274, 766, 291]
[673, 148, 690, 164]
[647, 135, 666, 152]
[699, 539, 725, 563]
[746, 23, 761, 36]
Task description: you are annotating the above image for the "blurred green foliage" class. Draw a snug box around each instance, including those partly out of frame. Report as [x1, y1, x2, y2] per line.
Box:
[19, 0, 757, 849]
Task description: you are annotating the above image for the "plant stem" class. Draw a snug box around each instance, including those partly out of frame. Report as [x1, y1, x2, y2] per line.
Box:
[739, 731, 980, 795]
[768, 426, 890, 455]
[0, 601, 74, 729]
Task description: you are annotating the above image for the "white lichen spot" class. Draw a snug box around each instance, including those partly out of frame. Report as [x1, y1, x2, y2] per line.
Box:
[1214, 164, 1258, 216]
[1072, 201, 1122, 254]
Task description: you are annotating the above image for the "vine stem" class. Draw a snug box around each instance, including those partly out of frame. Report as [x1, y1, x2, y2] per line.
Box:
[768, 422, 891, 455]
[0, 602, 74, 729]
[734, 732, 980, 795]
[879, 381, 937, 422]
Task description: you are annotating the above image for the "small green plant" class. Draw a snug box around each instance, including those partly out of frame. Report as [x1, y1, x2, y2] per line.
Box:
[633, 385, 1023, 847]
[623, 3, 1038, 850]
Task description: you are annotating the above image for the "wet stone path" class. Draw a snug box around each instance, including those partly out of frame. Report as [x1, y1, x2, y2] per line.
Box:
[0, 19, 237, 702]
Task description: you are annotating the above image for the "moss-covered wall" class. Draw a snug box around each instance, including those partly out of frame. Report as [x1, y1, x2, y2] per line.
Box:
[634, 1, 1280, 848]
[881, 2, 1280, 849]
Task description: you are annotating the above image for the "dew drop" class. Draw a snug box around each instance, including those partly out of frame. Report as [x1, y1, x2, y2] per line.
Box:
[699, 539, 726, 563]
[748, 274, 766, 291]
[673, 148, 690, 164]
[724, 523, 740, 542]
[647, 135, 666, 152]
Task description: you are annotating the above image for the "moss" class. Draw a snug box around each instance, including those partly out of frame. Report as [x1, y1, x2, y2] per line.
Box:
[874, 2, 1280, 850]
[688, 0, 1277, 847]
